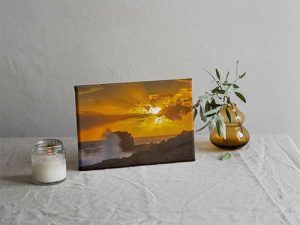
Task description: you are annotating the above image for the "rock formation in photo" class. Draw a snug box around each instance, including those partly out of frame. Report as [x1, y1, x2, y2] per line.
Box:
[80, 130, 195, 171]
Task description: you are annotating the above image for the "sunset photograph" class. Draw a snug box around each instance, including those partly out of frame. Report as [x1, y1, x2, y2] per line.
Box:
[75, 78, 195, 170]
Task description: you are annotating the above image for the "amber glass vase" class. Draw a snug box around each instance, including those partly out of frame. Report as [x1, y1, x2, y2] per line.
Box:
[210, 104, 249, 149]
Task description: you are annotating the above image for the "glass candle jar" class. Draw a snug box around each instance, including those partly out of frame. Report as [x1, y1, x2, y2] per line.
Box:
[32, 139, 66, 184]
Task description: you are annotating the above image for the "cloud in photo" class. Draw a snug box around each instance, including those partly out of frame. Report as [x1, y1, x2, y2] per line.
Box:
[78, 112, 149, 130]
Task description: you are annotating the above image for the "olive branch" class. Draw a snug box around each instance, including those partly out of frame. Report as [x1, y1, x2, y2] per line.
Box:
[193, 60, 247, 138]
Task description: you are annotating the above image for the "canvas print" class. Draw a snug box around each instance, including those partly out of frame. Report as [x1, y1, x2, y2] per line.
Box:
[75, 78, 195, 170]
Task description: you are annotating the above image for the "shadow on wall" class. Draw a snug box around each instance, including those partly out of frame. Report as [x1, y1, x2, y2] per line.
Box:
[66, 147, 78, 171]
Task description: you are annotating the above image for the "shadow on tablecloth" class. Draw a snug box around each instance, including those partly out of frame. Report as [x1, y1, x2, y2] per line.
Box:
[195, 139, 226, 153]
[0, 175, 34, 185]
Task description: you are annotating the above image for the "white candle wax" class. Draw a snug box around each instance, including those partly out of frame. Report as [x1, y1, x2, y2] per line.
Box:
[32, 155, 66, 183]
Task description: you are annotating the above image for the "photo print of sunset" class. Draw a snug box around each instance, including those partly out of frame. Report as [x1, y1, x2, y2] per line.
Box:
[75, 78, 195, 170]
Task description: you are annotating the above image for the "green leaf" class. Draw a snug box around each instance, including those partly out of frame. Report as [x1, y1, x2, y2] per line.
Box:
[216, 119, 221, 137]
[219, 117, 226, 139]
[233, 84, 239, 89]
[239, 72, 246, 79]
[193, 99, 200, 109]
[210, 103, 223, 109]
[206, 113, 216, 117]
[203, 67, 217, 82]
[205, 101, 210, 112]
[208, 117, 216, 131]
[235, 91, 246, 103]
[225, 72, 229, 81]
[193, 108, 198, 120]
[215, 69, 221, 80]
[211, 86, 220, 93]
[203, 107, 221, 116]
[198, 94, 210, 102]
[199, 105, 207, 122]
[193, 103, 199, 109]
[221, 152, 232, 161]
[225, 107, 231, 123]
[196, 122, 209, 132]
[213, 89, 225, 94]
[224, 84, 233, 96]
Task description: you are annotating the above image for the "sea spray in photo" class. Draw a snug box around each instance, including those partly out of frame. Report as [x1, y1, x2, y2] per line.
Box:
[79, 131, 133, 167]
[101, 130, 122, 160]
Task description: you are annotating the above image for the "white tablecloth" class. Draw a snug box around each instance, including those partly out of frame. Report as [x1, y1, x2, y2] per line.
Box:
[1, 135, 300, 225]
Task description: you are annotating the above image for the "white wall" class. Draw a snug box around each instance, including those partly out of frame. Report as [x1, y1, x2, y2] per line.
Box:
[1, 1, 300, 147]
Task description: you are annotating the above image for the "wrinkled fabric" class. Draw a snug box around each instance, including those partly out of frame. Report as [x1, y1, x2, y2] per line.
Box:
[1, 135, 300, 225]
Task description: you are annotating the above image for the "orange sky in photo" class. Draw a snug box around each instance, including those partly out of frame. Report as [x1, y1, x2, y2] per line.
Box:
[75, 79, 193, 142]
